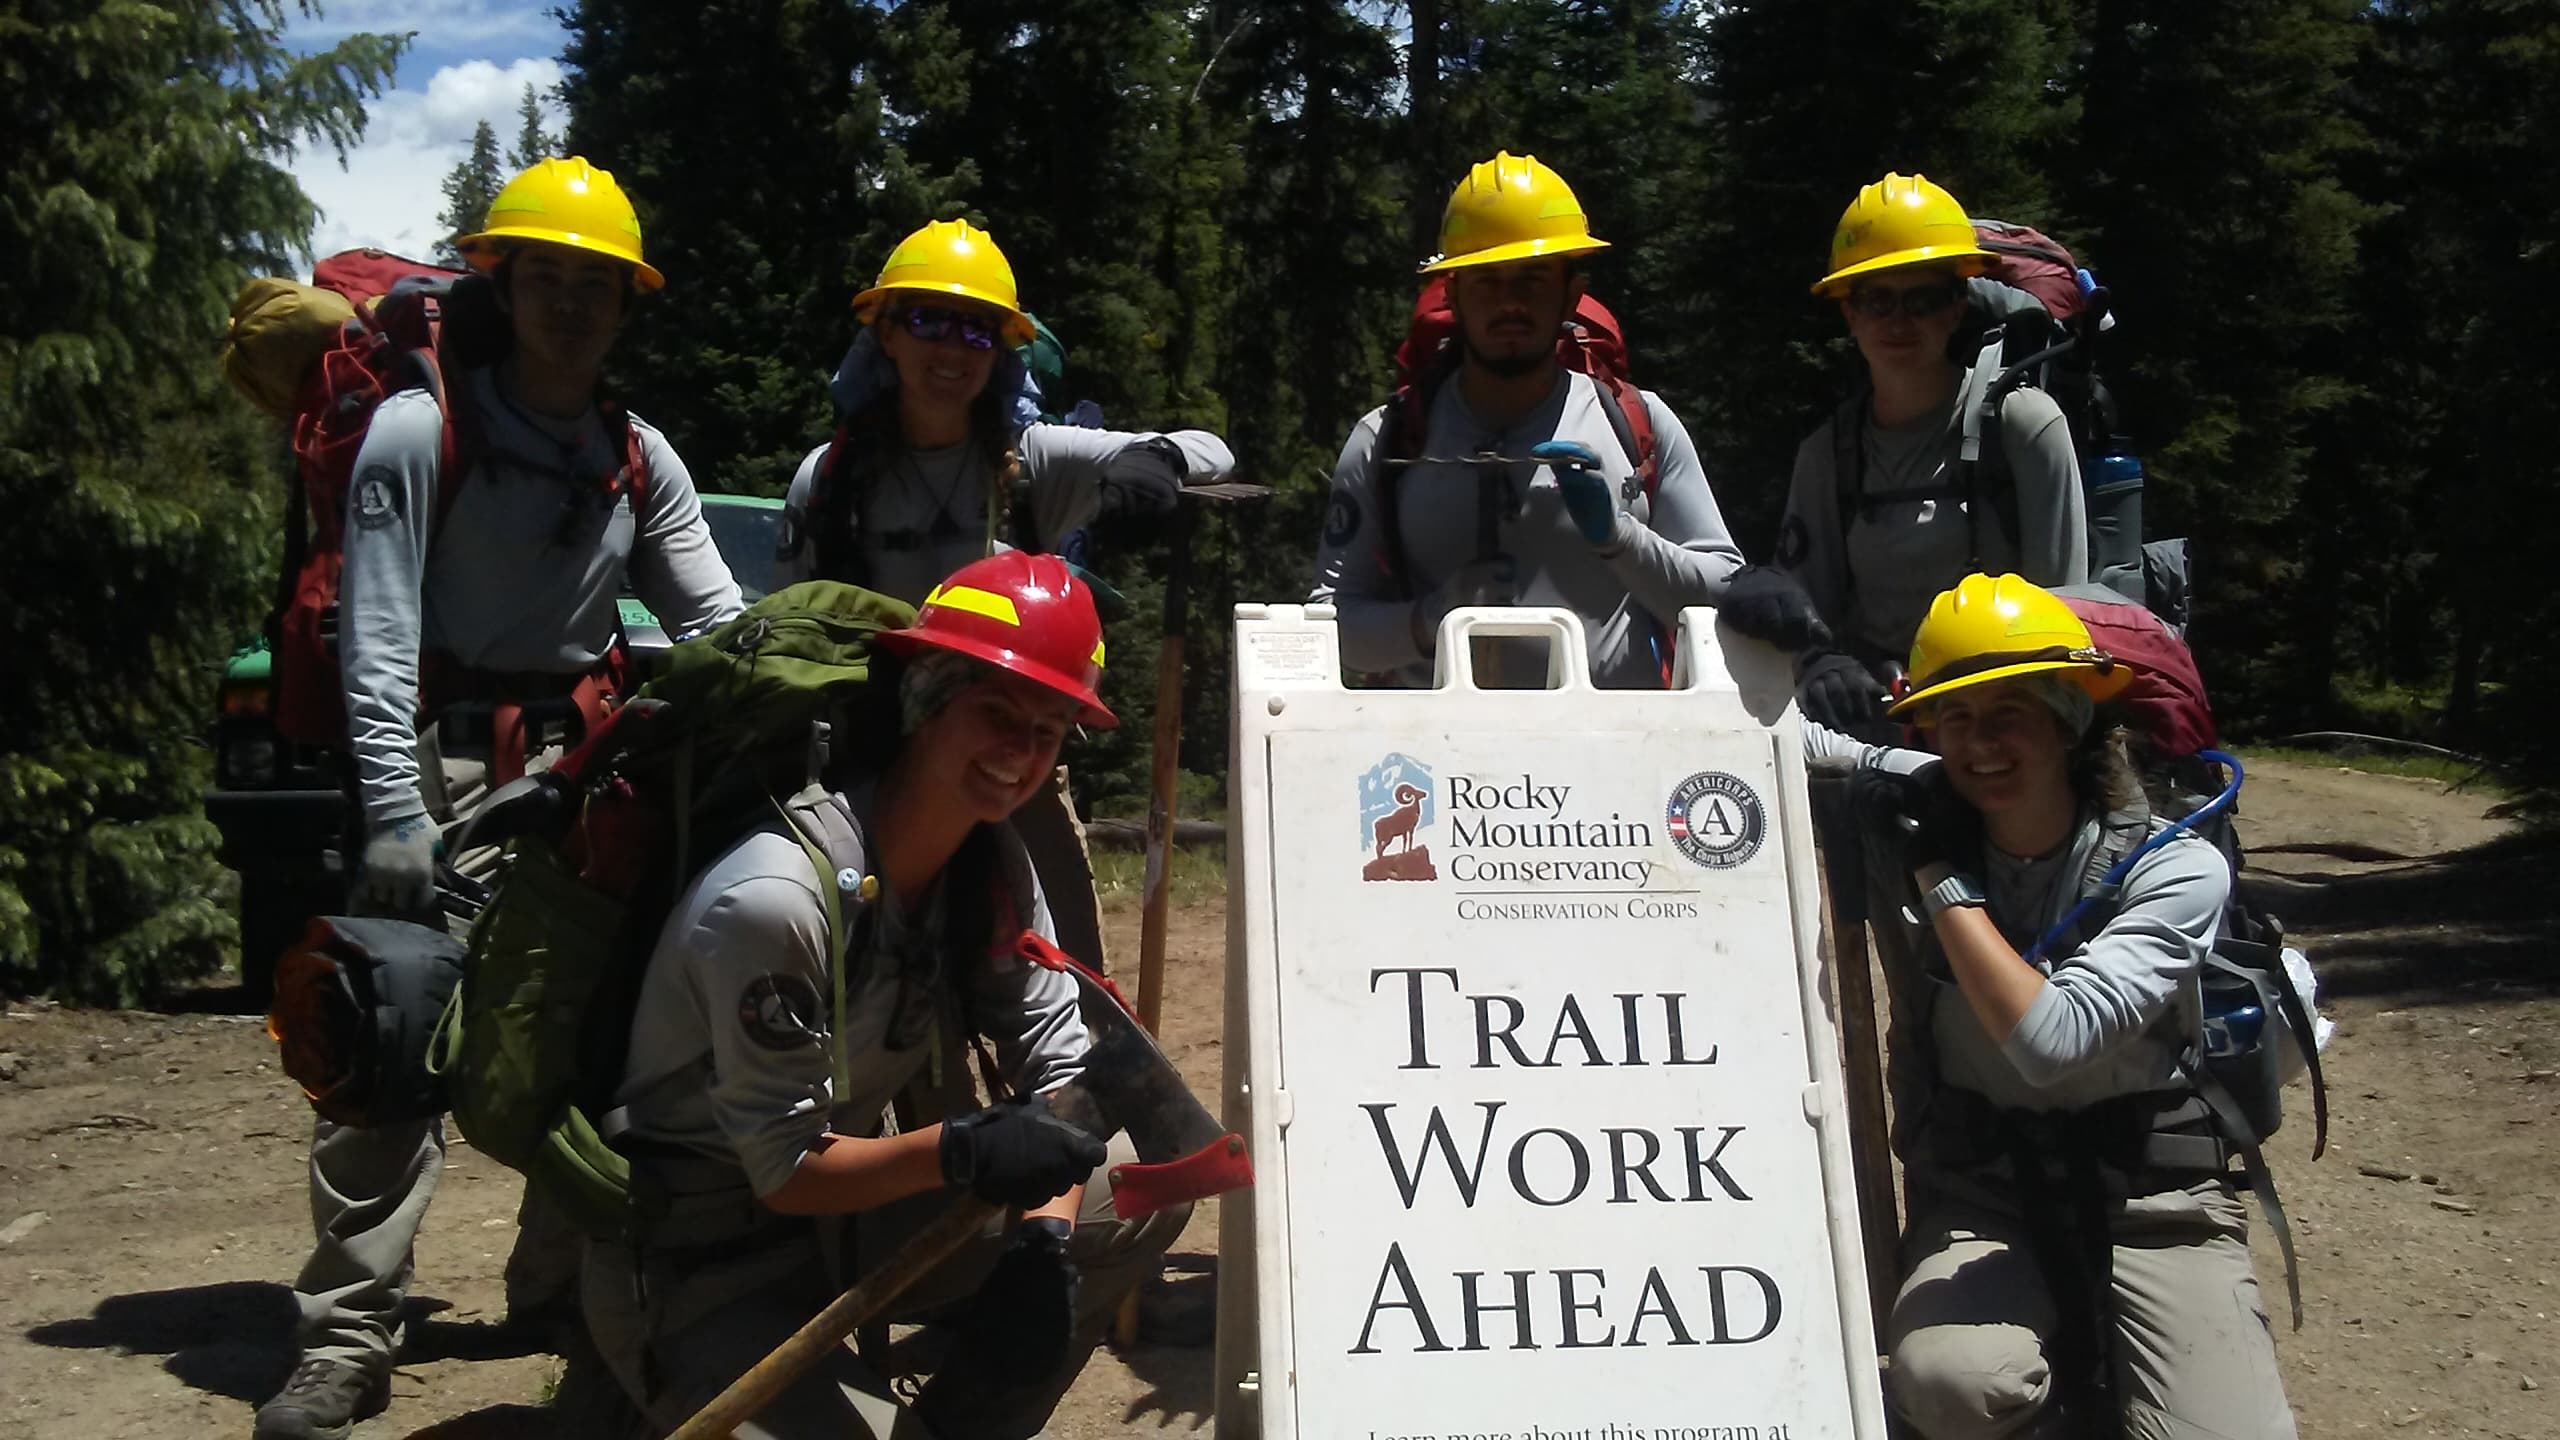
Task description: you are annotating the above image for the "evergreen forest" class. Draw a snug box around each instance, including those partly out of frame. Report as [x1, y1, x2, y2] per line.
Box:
[4, 0, 2554, 999]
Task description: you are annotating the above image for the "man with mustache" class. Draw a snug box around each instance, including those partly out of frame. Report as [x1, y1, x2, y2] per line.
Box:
[1312, 152, 1811, 688]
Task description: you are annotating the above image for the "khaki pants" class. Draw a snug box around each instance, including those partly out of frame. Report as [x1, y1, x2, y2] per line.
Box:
[1886, 1171, 2296, 1440]
[290, 728, 581, 1371]
[582, 1134, 1186, 1440]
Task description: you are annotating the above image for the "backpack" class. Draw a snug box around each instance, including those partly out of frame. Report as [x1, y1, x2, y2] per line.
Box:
[1370, 274, 1660, 599]
[429, 580, 916, 1237]
[2055, 587, 2217, 762]
[1832, 221, 2178, 623]
[219, 248, 652, 748]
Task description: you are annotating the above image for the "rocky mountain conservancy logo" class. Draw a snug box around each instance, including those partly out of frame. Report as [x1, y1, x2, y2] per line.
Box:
[1359, 753, 1439, 882]
[1666, 771, 1766, 870]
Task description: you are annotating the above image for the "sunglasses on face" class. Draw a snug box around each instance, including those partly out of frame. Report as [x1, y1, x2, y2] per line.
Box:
[899, 304, 1002, 352]
[1846, 280, 1965, 320]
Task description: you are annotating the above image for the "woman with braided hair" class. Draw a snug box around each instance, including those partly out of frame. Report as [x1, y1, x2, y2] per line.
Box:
[1822, 573, 2294, 1439]
[776, 218, 1236, 605]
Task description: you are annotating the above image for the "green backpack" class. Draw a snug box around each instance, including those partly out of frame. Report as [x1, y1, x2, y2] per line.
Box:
[431, 580, 914, 1237]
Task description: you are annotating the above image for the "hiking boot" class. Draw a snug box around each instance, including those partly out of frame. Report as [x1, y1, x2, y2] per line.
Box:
[252, 1356, 390, 1440]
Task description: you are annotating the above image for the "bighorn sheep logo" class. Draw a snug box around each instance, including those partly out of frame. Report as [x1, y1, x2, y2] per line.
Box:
[1358, 754, 1439, 882]
[1373, 783, 1428, 859]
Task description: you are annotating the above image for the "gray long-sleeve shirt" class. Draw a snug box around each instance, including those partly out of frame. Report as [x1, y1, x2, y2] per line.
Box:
[1809, 730, 2227, 1112]
[1310, 370, 1747, 687]
[1777, 365, 2088, 663]
[338, 367, 745, 829]
[614, 806, 1089, 1199]
[774, 421, 1236, 606]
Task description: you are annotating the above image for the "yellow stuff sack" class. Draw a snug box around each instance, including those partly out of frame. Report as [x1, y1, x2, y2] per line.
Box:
[220, 278, 356, 416]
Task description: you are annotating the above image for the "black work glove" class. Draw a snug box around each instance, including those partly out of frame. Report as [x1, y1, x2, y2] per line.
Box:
[1097, 435, 1186, 517]
[1717, 565, 1832, 653]
[940, 1093, 1108, 1209]
[964, 1217, 1080, 1375]
[1846, 763, 1966, 874]
[1797, 650, 1887, 731]
[912, 1217, 1081, 1437]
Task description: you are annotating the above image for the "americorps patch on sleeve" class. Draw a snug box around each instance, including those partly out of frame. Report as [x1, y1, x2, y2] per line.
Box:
[352, 465, 403, 531]
[737, 973, 826, 1051]
[1776, 514, 1811, 568]
[1322, 487, 1362, 548]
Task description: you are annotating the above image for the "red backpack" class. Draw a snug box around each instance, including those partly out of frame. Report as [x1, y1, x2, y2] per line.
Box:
[249, 250, 648, 747]
[1370, 274, 1659, 596]
[2058, 587, 2218, 761]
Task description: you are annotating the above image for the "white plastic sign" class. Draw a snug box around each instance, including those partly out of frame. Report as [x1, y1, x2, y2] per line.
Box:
[1216, 606, 1884, 1440]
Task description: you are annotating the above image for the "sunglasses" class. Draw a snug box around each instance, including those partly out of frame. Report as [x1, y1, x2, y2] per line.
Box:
[899, 304, 1002, 352]
[1846, 280, 1965, 320]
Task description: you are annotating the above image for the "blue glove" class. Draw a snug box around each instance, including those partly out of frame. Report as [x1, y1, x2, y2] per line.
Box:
[1533, 441, 1617, 547]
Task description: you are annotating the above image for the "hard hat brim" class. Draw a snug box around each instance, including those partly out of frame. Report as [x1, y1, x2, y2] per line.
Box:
[1419, 232, 1611, 275]
[458, 230, 665, 292]
[1889, 656, 2136, 720]
[1811, 245, 1990, 298]
[877, 628, 1118, 729]
[853, 282, 1039, 348]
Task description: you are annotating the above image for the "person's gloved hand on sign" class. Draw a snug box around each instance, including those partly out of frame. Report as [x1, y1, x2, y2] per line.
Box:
[1806, 574, 2295, 1440]
[1308, 151, 1754, 688]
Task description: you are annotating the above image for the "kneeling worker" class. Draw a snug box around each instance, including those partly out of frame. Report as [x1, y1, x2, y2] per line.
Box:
[582, 552, 1187, 1439]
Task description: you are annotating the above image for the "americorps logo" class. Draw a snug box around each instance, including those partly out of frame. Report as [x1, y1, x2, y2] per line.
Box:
[1359, 753, 1439, 882]
[1666, 771, 1767, 870]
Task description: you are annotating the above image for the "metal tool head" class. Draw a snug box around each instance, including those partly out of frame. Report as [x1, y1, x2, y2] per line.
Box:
[1008, 931, 1252, 1218]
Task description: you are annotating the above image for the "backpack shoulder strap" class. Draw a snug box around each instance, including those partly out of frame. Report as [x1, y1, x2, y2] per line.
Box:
[400, 312, 471, 547]
[1372, 365, 1440, 601]
[1595, 376, 1660, 498]
[602, 400, 652, 511]
[810, 422, 858, 583]
[1831, 394, 1865, 600]
[779, 785, 872, 1103]
[1969, 340, 2026, 556]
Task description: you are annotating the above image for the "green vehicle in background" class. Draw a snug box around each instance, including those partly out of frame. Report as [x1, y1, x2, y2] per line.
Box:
[205, 492, 785, 1003]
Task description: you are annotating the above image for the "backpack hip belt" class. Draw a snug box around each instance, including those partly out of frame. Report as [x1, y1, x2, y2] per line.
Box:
[1918, 1083, 2228, 1189]
[420, 649, 627, 788]
[617, 1135, 814, 1263]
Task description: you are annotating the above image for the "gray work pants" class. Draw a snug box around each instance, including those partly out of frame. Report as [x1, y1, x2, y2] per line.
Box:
[289, 728, 581, 1371]
[1886, 1169, 2297, 1440]
[581, 1134, 1188, 1440]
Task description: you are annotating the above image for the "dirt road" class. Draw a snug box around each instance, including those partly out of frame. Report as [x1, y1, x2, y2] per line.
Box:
[0, 756, 2549, 1438]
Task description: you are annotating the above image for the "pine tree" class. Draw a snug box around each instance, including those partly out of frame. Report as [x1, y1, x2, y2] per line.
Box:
[2066, 0, 2372, 729]
[558, 0, 971, 500]
[0, 1, 400, 1000]
[2332, 0, 2560, 794]
[510, 82, 555, 171]
[434, 120, 508, 266]
[1683, 0, 2081, 551]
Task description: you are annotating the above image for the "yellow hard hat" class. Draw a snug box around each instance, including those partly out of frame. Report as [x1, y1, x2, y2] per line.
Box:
[1890, 574, 2134, 720]
[1419, 151, 1611, 275]
[458, 156, 664, 292]
[852, 219, 1037, 347]
[1811, 172, 1990, 297]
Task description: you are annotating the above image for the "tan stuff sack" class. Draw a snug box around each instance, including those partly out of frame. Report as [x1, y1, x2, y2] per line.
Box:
[220, 277, 357, 416]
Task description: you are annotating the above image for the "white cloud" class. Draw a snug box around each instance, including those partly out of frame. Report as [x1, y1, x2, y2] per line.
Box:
[288, 56, 567, 262]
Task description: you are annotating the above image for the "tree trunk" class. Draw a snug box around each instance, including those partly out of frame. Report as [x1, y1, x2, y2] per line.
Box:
[1408, 0, 1443, 258]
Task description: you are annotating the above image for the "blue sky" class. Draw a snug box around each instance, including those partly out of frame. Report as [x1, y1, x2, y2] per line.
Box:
[283, 1, 574, 261]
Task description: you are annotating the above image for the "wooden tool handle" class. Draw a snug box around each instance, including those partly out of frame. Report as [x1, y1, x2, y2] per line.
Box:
[666, 1196, 996, 1440]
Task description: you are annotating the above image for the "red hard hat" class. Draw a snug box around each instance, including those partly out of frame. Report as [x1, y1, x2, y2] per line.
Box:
[878, 551, 1118, 728]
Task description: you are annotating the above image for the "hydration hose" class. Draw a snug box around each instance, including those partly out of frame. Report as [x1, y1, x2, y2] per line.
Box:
[2022, 748, 2244, 965]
